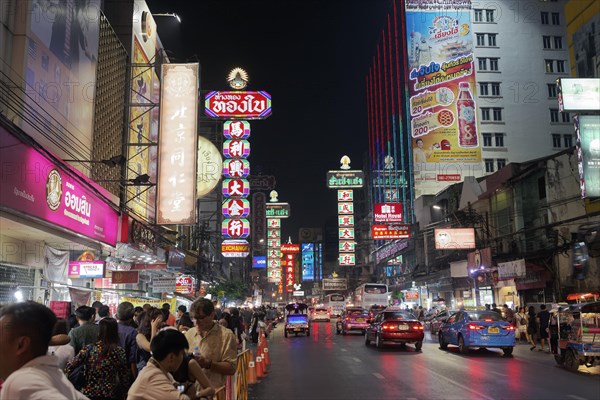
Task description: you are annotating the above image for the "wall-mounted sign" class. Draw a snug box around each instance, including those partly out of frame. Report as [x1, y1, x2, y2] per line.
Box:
[434, 228, 476, 249]
[266, 203, 291, 218]
[339, 254, 356, 266]
[222, 198, 250, 218]
[253, 256, 267, 269]
[557, 78, 600, 112]
[338, 215, 355, 227]
[157, 63, 199, 225]
[223, 159, 250, 178]
[197, 136, 223, 198]
[371, 225, 411, 240]
[337, 190, 353, 202]
[338, 202, 354, 215]
[339, 241, 356, 253]
[176, 275, 195, 294]
[223, 120, 251, 139]
[575, 115, 600, 198]
[374, 203, 404, 223]
[109, 270, 139, 284]
[222, 179, 250, 197]
[0, 128, 119, 246]
[68, 261, 105, 279]
[301, 243, 315, 281]
[152, 277, 176, 293]
[281, 243, 300, 253]
[223, 140, 251, 158]
[268, 239, 280, 248]
[248, 175, 276, 191]
[322, 278, 347, 291]
[405, 291, 419, 300]
[338, 228, 355, 240]
[268, 229, 281, 238]
[221, 239, 250, 257]
[222, 219, 250, 238]
[293, 290, 305, 297]
[326, 170, 365, 188]
[205, 91, 272, 119]
[267, 218, 281, 228]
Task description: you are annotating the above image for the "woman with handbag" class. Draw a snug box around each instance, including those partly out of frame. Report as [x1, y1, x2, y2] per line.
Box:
[65, 317, 131, 400]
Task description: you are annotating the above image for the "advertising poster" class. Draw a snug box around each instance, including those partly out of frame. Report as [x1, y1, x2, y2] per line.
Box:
[25, 0, 101, 148]
[576, 115, 600, 198]
[405, 0, 482, 197]
[301, 243, 315, 282]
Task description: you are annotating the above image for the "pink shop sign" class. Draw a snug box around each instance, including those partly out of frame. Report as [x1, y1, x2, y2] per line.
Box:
[0, 126, 119, 246]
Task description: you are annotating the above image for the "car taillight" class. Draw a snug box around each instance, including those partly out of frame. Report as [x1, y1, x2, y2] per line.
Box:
[468, 323, 485, 330]
[412, 324, 424, 330]
[382, 322, 396, 331]
[484, 319, 493, 322]
[346, 317, 351, 322]
[503, 325, 515, 331]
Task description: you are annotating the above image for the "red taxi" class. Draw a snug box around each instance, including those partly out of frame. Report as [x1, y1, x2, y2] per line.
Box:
[365, 308, 424, 350]
[336, 307, 370, 335]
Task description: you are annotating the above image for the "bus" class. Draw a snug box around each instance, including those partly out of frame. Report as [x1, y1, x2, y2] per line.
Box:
[324, 293, 346, 317]
[352, 283, 389, 310]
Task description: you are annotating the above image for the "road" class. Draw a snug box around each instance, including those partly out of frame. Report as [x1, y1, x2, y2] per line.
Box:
[248, 320, 600, 400]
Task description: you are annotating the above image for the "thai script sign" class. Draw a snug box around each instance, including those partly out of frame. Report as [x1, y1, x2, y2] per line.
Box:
[205, 91, 272, 119]
[266, 203, 290, 218]
[322, 278, 347, 291]
[68, 261, 105, 279]
[0, 127, 119, 246]
[326, 170, 365, 188]
[281, 244, 300, 253]
[434, 228, 475, 249]
[405, 0, 482, 197]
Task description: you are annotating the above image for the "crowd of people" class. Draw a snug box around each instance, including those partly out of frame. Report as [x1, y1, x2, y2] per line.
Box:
[0, 298, 273, 399]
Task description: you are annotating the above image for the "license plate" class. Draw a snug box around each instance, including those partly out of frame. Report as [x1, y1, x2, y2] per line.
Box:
[398, 324, 409, 330]
[356, 318, 364, 322]
[488, 327, 499, 334]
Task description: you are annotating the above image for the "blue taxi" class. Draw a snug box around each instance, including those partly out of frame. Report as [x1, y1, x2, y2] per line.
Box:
[438, 310, 515, 356]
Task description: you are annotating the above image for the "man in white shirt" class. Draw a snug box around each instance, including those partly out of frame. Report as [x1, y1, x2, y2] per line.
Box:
[0, 301, 88, 400]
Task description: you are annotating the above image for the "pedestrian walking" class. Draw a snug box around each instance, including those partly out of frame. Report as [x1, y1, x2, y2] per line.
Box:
[537, 304, 551, 352]
[515, 307, 529, 344]
[65, 317, 131, 400]
[549, 309, 559, 354]
[69, 306, 99, 354]
[48, 318, 76, 369]
[527, 306, 538, 351]
[116, 302, 139, 379]
[135, 307, 165, 372]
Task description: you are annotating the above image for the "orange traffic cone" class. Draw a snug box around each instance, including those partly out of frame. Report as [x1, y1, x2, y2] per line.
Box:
[247, 359, 257, 385]
[258, 354, 268, 376]
[263, 346, 271, 366]
[255, 355, 263, 378]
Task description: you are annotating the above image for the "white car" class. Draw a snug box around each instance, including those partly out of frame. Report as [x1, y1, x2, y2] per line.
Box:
[312, 307, 331, 322]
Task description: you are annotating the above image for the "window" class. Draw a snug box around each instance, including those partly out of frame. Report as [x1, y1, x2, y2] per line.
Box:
[550, 109, 559, 122]
[481, 108, 491, 121]
[552, 134, 561, 147]
[490, 58, 499, 71]
[541, 12, 549, 24]
[562, 112, 570, 123]
[563, 134, 573, 147]
[486, 9, 495, 22]
[552, 12, 560, 25]
[497, 159, 506, 169]
[477, 33, 485, 46]
[493, 108, 502, 121]
[483, 133, 492, 147]
[557, 60, 565, 73]
[538, 177, 546, 200]
[485, 159, 494, 173]
[547, 83, 557, 98]
[478, 58, 487, 71]
[491, 82, 501, 96]
[545, 59, 554, 73]
[543, 36, 551, 49]
[479, 83, 489, 95]
[554, 36, 562, 49]
[488, 34, 497, 46]
[495, 133, 504, 147]
[474, 9, 483, 22]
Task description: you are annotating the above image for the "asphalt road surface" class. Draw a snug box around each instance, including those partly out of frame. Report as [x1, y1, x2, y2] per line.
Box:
[247, 320, 600, 400]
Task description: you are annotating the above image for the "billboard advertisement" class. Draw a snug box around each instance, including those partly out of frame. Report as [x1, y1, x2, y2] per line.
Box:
[434, 228, 476, 249]
[68, 261, 105, 279]
[301, 243, 315, 281]
[405, 0, 482, 197]
[557, 78, 600, 112]
[0, 126, 119, 246]
[156, 63, 199, 224]
[204, 91, 272, 119]
[24, 0, 101, 151]
[575, 115, 600, 198]
[253, 256, 267, 269]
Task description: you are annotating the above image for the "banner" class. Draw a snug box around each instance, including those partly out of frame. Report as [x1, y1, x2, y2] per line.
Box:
[405, 0, 482, 197]
[497, 259, 526, 279]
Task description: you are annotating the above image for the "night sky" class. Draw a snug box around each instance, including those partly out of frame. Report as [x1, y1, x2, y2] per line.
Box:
[147, 0, 392, 240]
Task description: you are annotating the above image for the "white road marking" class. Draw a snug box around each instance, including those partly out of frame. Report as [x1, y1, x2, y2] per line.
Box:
[352, 357, 361, 362]
[414, 364, 496, 400]
[488, 371, 506, 377]
[372, 372, 384, 379]
[567, 395, 587, 400]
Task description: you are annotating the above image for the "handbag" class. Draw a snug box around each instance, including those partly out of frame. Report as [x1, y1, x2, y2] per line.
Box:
[67, 346, 90, 391]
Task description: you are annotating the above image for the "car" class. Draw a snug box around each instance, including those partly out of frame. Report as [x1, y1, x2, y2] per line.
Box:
[429, 309, 458, 335]
[367, 304, 387, 319]
[337, 307, 370, 335]
[438, 310, 516, 356]
[365, 308, 424, 350]
[311, 307, 331, 322]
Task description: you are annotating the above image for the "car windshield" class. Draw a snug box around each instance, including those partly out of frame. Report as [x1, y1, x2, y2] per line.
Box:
[467, 311, 503, 322]
[383, 311, 413, 320]
[349, 310, 369, 316]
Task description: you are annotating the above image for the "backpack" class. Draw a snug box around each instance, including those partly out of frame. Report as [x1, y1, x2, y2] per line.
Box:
[519, 315, 527, 325]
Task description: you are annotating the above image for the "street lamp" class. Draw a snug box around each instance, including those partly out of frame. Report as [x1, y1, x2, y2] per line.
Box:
[153, 13, 181, 23]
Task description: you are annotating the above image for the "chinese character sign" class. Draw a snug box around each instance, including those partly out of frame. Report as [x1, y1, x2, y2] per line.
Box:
[157, 63, 199, 224]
